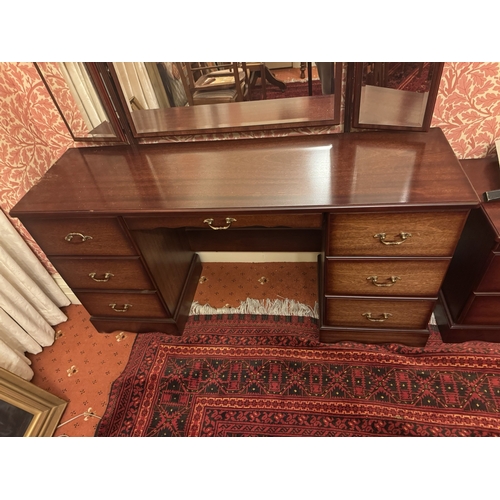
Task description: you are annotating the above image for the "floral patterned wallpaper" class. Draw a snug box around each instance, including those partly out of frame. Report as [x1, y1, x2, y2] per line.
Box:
[0, 62, 73, 271]
[1, 62, 500, 273]
[431, 62, 500, 159]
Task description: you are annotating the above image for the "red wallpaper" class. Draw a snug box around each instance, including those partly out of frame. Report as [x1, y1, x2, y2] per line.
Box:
[431, 62, 500, 158]
[0, 62, 73, 270]
[1, 62, 500, 272]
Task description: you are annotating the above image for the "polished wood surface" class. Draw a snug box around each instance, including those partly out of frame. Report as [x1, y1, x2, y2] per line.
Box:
[325, 259, 450, 297]
[124, 213, 323, 230]
[328, 211, 468, 257]
[11, 128, 477, 217]
[49, 256, 153, 291]
[76, 291, 168, 319]
[130, 95, 337, 136]
[324, 297, 435, 330]
[20, 217, 137, 256]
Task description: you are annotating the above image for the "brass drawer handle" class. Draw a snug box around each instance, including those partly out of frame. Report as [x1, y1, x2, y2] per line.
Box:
[109, 303, 132, 313]
[367, 276, 401, 287]
[89, 272, 114, 282]
[65, 232, 93, 243]
[362, 312, 392, 322]
[203, 217, 237, 230]
[373, 232, 412, 245]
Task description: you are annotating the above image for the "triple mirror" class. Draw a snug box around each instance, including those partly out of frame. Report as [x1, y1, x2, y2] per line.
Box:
[34, 62, 444, 143]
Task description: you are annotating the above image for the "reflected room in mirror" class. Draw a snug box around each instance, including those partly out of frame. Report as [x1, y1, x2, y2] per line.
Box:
[350, 62, 444, 131]
[107, 62, 342, 138]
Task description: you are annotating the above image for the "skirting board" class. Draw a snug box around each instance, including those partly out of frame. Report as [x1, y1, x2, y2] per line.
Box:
[197, 252, 319, 263]
[52, 252, 318, 304]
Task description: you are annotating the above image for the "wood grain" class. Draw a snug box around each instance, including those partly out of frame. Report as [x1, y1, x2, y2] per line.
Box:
[324, 258, 450, 297]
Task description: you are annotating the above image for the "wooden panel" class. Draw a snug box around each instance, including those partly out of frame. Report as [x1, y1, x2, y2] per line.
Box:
[476, 254, 500, 292]
[324, 297, 435, 329]
[325, 259, 449, 297]
[125, 213, 323, 230]
[462, 295, 500, 325]
[131, 228, 195, 317]
[319, 328, 429, 347]
[328, 211, 468, 257]
[186, 228, 322, 252]
[10, 129, 478, 217]
[21, 217, 136, 256]
[435, 293, 500, 344]
[49, 256, 153, 290]
[90, 318, 180, 335]
[77, 291, 169, 319]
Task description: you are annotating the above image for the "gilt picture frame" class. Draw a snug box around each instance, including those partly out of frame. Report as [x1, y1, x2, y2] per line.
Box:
[0, 367, 67, 437]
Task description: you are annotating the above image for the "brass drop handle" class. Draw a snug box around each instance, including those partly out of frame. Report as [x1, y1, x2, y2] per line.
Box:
[109, 303, 132, 313]
[362, 312, 392, 322]
[374, 232, 412, 245]
[89, 272, 114, 282]
[367, 276, 401, 287]
[203, 217, 237, 230]
[65, 232, 93, 242]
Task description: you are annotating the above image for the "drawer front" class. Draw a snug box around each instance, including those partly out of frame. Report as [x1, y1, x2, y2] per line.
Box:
[49, 257, 153, 291]
[22, 217, 137, 256]
[462, 295, 500, 325]
[77, 291, 169, 319]
[328, 212, 467, 257]
[324, 297, 435, 329]
[477, 253, 500, 292]
[325, 259, 449, 297]
[125, 213, 323, 231]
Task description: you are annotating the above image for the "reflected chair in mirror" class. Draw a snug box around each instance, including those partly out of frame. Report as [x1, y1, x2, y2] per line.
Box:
[175, 62, 249, 106]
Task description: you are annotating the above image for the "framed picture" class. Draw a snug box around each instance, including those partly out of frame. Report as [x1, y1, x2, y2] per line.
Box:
[0, 367, 67, 437]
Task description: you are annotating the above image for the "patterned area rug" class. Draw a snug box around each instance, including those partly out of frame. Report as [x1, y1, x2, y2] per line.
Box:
[96, 315, 500, 437]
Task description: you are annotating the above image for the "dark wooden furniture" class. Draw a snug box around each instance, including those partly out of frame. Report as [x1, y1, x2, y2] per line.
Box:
[435, 156, 500, 343]
[10, 128, 478, 346]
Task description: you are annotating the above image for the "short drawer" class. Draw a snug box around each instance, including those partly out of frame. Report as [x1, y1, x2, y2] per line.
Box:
[22, 217, 137, 256]
[125, 213, 323, 231]
[476, 253, 500, 292]
[328, 211, 468, 257]
[324, 297, 435, 330]
[77, 291, 169, 319]
[50, 257, 153, 290]
[325, 259, 449, 297]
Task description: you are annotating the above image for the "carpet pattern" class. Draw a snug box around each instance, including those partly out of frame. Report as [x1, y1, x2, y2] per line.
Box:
[96, 315, 500, 437]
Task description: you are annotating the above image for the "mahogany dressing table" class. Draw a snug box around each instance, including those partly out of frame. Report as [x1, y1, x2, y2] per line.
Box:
[10, 128, 478, 347]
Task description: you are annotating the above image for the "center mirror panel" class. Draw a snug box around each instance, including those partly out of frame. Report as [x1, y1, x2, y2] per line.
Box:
[108, 62, 342, 138]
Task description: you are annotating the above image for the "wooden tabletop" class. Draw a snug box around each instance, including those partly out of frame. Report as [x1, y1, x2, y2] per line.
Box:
[11, 128, 478, 217]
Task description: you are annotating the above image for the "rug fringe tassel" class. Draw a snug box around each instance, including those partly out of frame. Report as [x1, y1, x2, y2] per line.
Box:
[190, 298, 319, 319]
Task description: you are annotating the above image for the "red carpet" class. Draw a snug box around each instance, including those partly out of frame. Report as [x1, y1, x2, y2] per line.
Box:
[96, 315, 500, 437]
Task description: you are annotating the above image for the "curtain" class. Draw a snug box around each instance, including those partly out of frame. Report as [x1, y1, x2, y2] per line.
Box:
[112, 62, 161, 111]
[0, 210, 70, 380]
[58, 62, 108, 130]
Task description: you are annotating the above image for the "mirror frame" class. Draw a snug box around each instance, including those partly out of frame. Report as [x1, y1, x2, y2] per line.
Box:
[347, 62, 444, 132]
[34, 62, 131, 144]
